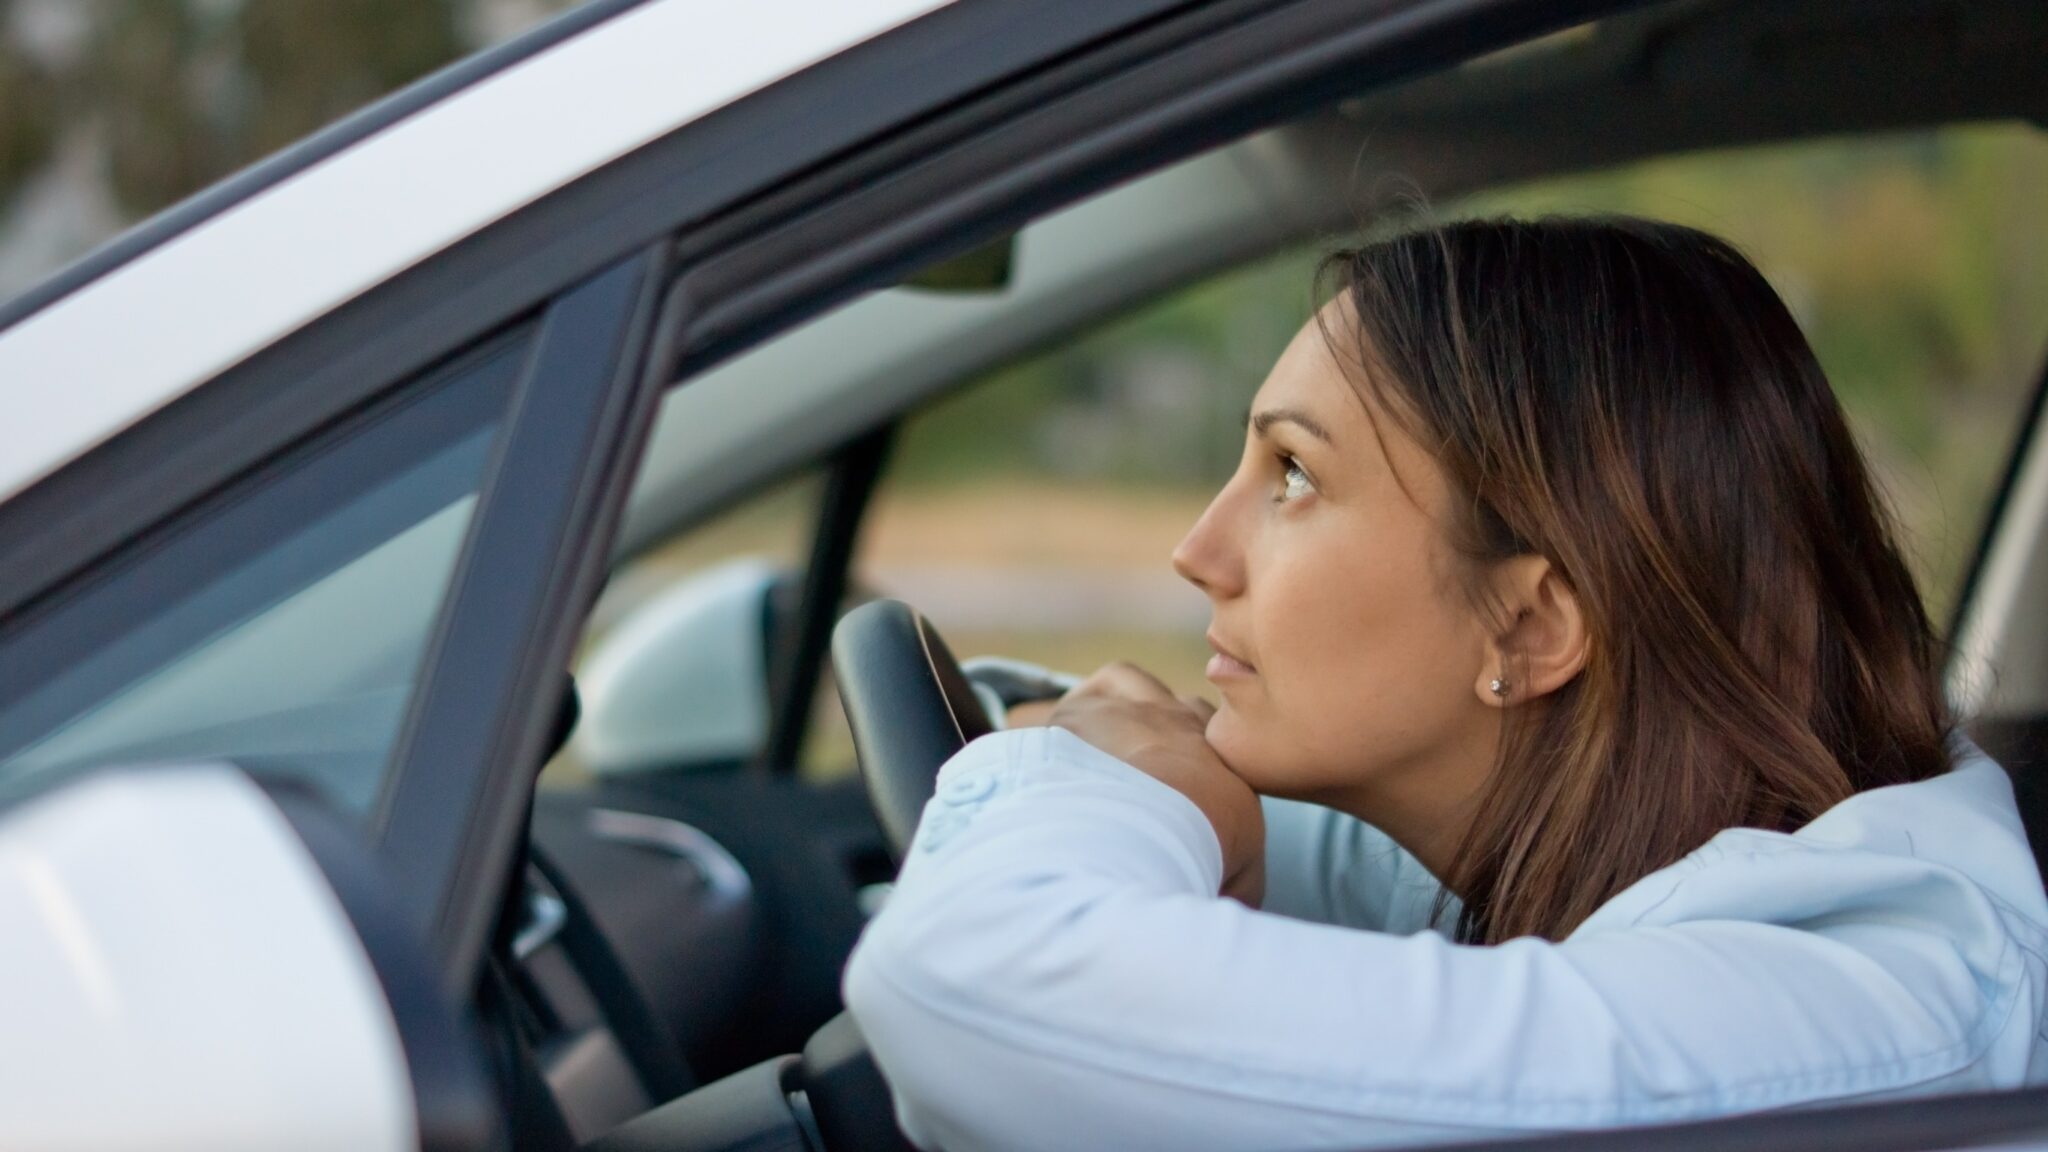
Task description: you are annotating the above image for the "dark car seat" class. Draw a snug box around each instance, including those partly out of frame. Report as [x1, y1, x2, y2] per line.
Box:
[1965, 714, 2048, 883]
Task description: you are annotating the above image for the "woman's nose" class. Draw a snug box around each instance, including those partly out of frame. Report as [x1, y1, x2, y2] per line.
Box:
[1172, 491, 1244, 599]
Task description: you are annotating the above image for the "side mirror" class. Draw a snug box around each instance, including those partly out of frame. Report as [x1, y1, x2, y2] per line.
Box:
[0, 763, 501, 1151]
[900, 232, 1016, 293]
[573, 559, 796, 775]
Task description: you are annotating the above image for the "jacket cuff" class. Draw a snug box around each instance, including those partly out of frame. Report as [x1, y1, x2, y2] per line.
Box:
[905, 726, 1226, 894]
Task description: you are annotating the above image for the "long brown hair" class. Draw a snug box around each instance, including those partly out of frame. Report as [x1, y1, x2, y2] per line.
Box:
[1323, 216, 1952, 944]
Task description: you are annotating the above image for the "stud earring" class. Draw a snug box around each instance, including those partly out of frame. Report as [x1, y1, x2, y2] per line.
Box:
[1489, 677, 1510, 698]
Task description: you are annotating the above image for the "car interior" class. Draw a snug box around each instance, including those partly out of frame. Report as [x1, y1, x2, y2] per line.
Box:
[470, 1, 2048, 1147]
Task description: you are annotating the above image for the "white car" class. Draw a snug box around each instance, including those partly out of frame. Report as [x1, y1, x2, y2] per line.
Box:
[3, 0, 2048, 1149]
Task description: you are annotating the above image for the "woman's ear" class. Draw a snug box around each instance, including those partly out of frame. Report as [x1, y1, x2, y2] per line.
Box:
[1475, 555, 1589, 707]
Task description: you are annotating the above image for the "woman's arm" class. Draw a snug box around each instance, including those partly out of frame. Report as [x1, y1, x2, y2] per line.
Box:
[844, 727, 2034, 1152]
[995, 685, 1448, 931]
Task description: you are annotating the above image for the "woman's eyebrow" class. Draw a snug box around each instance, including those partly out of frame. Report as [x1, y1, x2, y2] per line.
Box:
[1247, 406, 1334, 445]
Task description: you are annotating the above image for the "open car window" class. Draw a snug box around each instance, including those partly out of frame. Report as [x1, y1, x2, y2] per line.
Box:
[841, 121, 2048, 718]
[0, 329, 525, 815]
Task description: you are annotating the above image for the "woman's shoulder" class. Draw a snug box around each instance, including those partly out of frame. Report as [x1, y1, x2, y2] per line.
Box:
[1581, 738, 2048, 952]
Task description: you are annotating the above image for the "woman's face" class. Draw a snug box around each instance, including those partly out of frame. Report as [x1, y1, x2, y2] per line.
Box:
[1172, 306, 1502, 828]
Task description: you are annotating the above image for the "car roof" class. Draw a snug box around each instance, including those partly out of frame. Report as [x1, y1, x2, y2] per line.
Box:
[0, 0, 961, 506]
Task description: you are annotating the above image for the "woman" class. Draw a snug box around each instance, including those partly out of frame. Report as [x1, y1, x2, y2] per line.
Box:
[842, 217, 2048, 1149]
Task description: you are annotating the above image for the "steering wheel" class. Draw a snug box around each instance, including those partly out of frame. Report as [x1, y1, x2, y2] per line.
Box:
[830, 599, 995, 859]
[588, 601, 983, 1152]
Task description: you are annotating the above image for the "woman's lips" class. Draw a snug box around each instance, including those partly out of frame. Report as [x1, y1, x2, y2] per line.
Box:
[1206, 633, 1256, 680]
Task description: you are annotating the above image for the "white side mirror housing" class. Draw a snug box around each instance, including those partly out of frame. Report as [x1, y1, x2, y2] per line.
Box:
[0, 763, 496, 1152]
[574, 559, 788, 775]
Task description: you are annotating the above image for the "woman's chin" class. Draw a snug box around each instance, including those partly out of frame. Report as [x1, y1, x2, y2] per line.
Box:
[1204, 707, 1266, 783]
[1205, 708, 1323, 799]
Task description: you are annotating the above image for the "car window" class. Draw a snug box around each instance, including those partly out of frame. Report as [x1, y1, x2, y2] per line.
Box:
[551, 470, 823, 783]
[837, 121, 2048, 758]
[0, 331, 523, 814]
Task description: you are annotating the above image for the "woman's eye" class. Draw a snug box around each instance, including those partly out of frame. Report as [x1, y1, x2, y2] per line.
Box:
[1276, 457, 1315, 503]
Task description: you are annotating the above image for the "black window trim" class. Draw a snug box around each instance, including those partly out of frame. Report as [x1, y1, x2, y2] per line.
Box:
[636, 0, 1650, 787]
[1430, 1086, 2048, 1152]
[267, 781, 504, 1152]
[376, 246, 672, 989]
[1948, 336, 2048, 644]
[758, 423, 897, 775]
[0, 0, 1337, 987]
[655, 0, 1631, 379]
[0, 323, 532, 804]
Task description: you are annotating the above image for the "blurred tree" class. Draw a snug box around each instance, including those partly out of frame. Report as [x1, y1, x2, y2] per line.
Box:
[0, 0, 560, 296]
[84, 0, 462, 215]
[237, 0, 460, 158]
[0, 0, 61, 208]
[90, 1, 218, 213]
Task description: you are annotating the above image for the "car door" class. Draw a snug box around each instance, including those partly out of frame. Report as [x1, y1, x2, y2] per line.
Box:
[0, 249, 664, 1149]
[0, 0, 1231, 992]
[5, 4, 1438, 1146]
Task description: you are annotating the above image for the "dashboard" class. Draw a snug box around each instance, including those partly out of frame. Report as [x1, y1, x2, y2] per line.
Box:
[513, 770, 892, 1143]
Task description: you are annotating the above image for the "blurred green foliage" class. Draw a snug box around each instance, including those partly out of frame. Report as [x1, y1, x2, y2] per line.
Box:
[1461, 127, 2048, 617]
[0, 4, 57, 197]
[1459, 128, 2048, 454]
[0, 0, 572, 220]
[91, 0, 462, 211]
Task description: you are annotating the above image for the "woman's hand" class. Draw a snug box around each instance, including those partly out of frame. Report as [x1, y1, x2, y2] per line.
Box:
[1046, 662, 1265, 906]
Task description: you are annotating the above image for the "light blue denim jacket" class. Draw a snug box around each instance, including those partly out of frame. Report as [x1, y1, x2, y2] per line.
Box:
[844, 727, 2048, 1150]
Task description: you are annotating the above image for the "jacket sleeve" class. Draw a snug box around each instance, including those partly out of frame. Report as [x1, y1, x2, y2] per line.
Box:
[843, 727, 2034, 1152]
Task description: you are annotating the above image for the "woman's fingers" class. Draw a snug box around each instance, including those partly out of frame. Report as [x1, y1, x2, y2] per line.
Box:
[1046, 680, 1264, 902]
[1002, 698, 1061, 727]
[1063, 663, 1217, 726]
[1075, 660, 1179, 705]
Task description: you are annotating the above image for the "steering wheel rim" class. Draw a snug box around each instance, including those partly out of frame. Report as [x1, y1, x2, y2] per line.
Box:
[830, 599, 994, 859]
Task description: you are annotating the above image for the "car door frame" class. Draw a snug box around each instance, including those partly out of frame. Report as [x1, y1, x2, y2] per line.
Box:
[375, 248, 672, 983]
[0, 246, 673, 979]
[0, 0, 1211, 631]
[0, 0, 1320, 993]
[610, 3, 2048, 1150]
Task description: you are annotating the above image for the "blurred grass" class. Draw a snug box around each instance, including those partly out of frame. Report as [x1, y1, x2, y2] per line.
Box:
[856, 479, 1213, 570]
